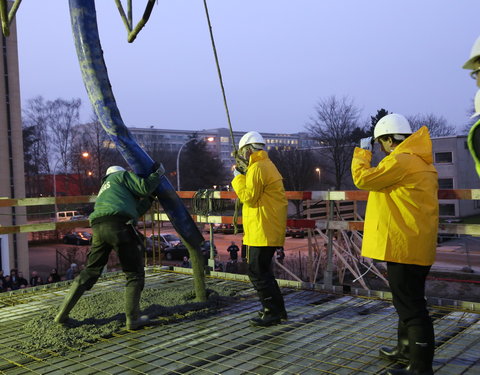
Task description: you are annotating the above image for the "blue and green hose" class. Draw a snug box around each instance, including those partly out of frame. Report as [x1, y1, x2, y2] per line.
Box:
[69, 0, 204, 248]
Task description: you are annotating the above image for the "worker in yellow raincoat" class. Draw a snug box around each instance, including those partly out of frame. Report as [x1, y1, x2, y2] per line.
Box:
[232, 131, 288, 327]
[351, 114, 438, 375]
[463, 36, 480, 175]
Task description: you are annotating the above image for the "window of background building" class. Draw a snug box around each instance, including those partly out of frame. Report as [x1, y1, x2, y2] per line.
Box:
[438, 178, 454, 189]
[439, 203, 456, 216]
[220, 137, 229, 143]
[435, 152, 453, 163]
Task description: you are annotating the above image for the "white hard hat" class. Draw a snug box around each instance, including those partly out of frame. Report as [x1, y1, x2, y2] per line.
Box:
[238, 131, 265, 150]
[472, 90, 480, 119]
[374, 114, 412, 140]
[105, 166, 126, 176]
[463, 36, 480, 70]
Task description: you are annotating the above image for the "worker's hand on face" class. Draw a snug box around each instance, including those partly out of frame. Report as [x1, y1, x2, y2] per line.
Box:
[232, 151, 249, 175]
[359, 137, 373, 151]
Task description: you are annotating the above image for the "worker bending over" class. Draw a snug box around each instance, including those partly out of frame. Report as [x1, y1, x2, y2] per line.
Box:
[55, 164, 163, 330]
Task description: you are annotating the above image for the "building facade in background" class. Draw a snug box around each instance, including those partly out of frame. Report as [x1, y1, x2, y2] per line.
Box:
[129, 127, 316, 170]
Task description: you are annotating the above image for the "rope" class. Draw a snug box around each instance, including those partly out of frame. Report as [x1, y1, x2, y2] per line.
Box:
[202, 0, 236, 151]
[202, 0, 242, 234]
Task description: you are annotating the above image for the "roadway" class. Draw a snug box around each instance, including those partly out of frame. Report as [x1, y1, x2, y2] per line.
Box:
[28, 224, 480, 280]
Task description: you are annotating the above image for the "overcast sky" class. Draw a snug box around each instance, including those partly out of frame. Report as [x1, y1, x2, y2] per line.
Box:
[16, 1, 479, 135]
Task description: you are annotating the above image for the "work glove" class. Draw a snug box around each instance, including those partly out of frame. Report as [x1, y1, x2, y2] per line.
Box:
[151, 161, 165, 176]
[359, 137, 373, 152]
[233, 168, 243, 177]
[232, 150, 248, 175]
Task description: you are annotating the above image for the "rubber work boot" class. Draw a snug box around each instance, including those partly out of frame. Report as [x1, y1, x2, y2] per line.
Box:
[54, 280, 87, 324]
[384, 322, 434, 375]
[125, 285, 149, 330]
[250, 285, 287, 327]
[380, 320, 409, 361]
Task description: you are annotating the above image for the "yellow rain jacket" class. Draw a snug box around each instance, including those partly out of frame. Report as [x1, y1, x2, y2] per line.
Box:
[232, 150, 287, 247]
[351, 126, 439, 266]
[467, 118, 480, 177]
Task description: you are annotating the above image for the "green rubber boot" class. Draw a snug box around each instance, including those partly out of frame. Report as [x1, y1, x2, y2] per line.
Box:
[125, 285, 149, 330]
[54, 281, 87, 324]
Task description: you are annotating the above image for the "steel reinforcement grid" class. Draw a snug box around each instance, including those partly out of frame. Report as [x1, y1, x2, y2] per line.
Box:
[0, 270, 479, 375]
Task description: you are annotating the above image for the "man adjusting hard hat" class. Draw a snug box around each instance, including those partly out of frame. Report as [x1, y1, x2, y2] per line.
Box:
[463, 36, 480, 176]
[352, 114, 438, 375]
[232, 131, 288, 327]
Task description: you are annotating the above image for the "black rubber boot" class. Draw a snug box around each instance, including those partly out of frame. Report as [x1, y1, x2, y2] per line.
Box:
[54, 280, 87, 324]
[250, 284, 287, 327]
[125, 285, 149, 330]
[380, 320, 409, 361]
[384, 321, 434, 375]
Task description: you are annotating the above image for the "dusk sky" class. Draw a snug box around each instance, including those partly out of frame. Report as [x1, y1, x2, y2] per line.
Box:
[16, 1, 479, 135]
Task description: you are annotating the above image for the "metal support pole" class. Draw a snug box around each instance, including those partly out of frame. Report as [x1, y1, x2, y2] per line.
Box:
[324, 192, 334, 287]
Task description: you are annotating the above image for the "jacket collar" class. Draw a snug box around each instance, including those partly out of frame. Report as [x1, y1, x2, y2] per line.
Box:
[249, 150, 268, 164]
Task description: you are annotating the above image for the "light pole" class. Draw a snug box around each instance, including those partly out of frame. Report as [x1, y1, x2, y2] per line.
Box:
[315, 167, 321, 187]
[53, 152, 89, 219]
[176, 137, 214, 191]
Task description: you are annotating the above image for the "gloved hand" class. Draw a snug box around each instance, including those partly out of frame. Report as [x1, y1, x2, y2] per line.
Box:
[151, 161, 165, 175]
[359, 137, 373, 151]
[233, 168, 243, 177]
[232, 150, 248, 174]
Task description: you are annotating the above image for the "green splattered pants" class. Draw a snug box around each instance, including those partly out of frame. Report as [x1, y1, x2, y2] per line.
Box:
[76, 217, 145, 291]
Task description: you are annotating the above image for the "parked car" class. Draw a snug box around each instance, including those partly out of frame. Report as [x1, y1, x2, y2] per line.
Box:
[163, 241, 217, 261]
[56, 210, 81, 222]
[149, 233, 181, 248]
[63, 231, 92, 245]
[290, 228, 306, 238]
[212, 223, 243, 234]
[69, 214, 87, 221]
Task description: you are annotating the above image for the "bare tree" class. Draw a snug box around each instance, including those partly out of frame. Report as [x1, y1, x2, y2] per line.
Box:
[22, 96, 51, 175]
[73, 114, 123, 192]
[407, 113, 456, 137]
[47, 98, 82, 173]
[460, 101, 477, 135]
[269, 148, 318, 217]
[306, 96, 361, 189]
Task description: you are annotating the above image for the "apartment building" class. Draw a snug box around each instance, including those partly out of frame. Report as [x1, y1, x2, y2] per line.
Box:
[433, 135, 480, 218]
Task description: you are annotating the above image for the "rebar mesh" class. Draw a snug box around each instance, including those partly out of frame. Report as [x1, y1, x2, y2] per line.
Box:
[0, 270, 479, 375]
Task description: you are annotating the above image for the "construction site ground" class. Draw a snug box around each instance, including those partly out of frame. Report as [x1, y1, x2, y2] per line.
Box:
[1, 268, 480, 375]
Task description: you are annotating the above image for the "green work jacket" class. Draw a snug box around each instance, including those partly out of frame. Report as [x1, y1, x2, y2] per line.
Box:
[89, 170, 161, 225]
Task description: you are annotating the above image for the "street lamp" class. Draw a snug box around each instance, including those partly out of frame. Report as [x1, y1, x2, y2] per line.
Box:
[176, 137, 214, 191]
[315, 167, 321, 187]
[53, 152, 89, 218]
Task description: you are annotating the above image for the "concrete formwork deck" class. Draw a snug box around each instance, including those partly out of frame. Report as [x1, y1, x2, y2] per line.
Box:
[0, 270, 479, 375]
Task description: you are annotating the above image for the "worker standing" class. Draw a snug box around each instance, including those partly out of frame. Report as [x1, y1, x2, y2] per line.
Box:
[232, 131, 288, 327]
[463, 36, 480, 175]
[351, 114, 438, 375]
[55, 164, 164, 330]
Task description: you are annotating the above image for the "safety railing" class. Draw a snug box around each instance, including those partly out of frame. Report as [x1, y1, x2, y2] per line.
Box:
[1, 189, 479, 288]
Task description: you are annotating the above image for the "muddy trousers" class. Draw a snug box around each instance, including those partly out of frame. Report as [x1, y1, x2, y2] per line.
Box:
[55, 218, 145, 324]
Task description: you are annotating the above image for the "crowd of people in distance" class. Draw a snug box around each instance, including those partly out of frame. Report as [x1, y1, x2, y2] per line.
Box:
[0, 264, 80, 293]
